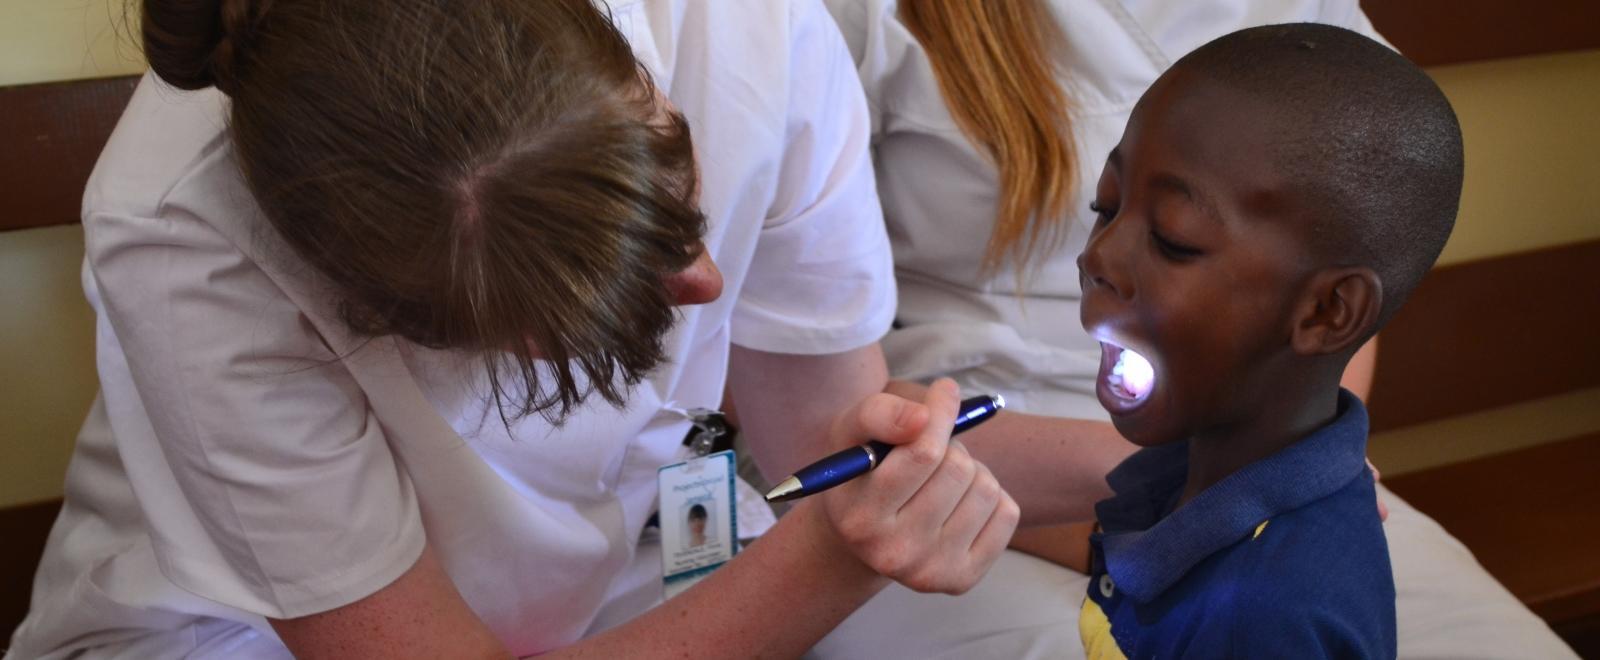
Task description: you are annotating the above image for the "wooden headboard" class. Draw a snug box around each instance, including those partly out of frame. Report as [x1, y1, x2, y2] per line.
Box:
[0, 75, 139, 233]
[0, 73, 139, 639]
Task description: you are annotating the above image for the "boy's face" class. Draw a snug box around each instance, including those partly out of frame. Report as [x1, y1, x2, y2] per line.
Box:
[1078, 68, 1318, 447]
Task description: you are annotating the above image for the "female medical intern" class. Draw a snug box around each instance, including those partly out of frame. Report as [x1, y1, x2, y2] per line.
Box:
[6, 0, 1019, 657]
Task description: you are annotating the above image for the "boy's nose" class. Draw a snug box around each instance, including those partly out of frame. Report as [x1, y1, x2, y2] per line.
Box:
[1078, 224, 1131, 300]
[665, 243, 723, 306]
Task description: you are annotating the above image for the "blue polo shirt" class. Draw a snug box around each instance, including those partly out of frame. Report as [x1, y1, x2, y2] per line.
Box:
[1080, 390, 1395, 659]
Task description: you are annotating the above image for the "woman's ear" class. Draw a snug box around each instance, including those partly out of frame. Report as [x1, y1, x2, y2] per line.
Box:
[1290, 267, 1382, 356]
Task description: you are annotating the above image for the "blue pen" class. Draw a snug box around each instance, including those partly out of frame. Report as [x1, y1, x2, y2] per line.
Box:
[763, 394, 1006, 503]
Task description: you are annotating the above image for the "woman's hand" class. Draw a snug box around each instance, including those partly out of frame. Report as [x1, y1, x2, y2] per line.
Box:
[811, 379, 1020, 594]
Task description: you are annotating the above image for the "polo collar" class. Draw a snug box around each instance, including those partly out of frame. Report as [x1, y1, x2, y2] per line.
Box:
[1094, 389, 1370, 603]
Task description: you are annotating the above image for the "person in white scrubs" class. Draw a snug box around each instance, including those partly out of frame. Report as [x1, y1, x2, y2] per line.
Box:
[818, 0, 1580, 658]
[5, 0, 1029, 657]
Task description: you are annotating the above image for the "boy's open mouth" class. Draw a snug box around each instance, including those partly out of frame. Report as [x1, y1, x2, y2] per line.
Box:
[1100, 342, 1155, 405]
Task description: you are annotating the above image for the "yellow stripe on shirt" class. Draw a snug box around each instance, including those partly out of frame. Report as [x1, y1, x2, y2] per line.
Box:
[1080, 597, 1129, 660]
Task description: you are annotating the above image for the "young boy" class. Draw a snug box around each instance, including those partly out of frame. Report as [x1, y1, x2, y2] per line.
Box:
[1076, 24, 1462, 659]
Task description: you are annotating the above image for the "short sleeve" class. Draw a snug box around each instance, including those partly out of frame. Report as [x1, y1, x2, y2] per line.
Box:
[1200, 525, 1397, 660]
[85, 189, 424, 618]
[730, 0, 896, 355]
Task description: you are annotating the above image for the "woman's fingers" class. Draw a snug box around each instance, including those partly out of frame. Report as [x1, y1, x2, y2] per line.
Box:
[917, 461, 1013, 594]
[963, 489, 1022, 586]
[856, 378, 961, 512]
[817, 378, 1016, 596]
[939, 458, 1004, 549]
[888, 460, 1016, 595]
[895, 440, 979, 535]
[830, 391, 929, 451]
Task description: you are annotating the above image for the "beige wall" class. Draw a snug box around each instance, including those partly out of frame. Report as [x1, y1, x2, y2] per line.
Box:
[1432, 49, 1600, 266]
[0, 227, 97, 507]
[0, 0, 144, 86]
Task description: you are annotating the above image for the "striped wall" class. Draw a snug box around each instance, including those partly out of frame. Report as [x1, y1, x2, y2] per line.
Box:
[3, 4, 1599, 508]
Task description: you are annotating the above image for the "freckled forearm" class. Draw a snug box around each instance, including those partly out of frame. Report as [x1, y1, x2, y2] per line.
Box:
[965, 411, 1134, 524]
[553, 502, 884, 658]
[887, 380, 1135, 525]
[730, 344, 890, 482]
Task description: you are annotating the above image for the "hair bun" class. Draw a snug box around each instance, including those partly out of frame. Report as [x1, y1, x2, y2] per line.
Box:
[142, 0, 272, 95]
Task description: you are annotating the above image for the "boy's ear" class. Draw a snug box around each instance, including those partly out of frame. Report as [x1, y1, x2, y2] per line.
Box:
[1290, 267, 1382, 356]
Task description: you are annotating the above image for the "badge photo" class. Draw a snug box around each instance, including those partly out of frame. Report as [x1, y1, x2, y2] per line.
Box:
[658, 449, 738, 599]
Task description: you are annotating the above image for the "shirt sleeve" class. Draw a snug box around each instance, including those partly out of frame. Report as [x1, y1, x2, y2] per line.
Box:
[1221, 598, 1389, 660]
[1321, 0, 1397, 50]
[85, 195, 425, 618]
[730, 0, 897, 355]
[1205, 522, 1397, 660]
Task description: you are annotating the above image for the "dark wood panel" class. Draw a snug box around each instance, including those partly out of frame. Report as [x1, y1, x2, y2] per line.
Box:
[0, 75, 139, 233]
[1368, 239, 1600, 432]
[1362, 0, 1600, 67]
[0, 498, 62, 640]
[1552, 611, 1600, 660]
[1384, 433, 1600, 624]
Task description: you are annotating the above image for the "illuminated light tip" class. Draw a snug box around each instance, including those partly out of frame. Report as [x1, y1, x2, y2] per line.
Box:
[1117, 348, 1155, 399]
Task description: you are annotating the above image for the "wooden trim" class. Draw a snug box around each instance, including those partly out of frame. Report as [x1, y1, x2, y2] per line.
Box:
[1362, 0, 1600, 67]
[0, 75, 139, 233]
[0, 498, 62, 640]
[1384, 433, 1600, 625]
[3, 6, 1596, 235]
[1368, 239, 1600, 432]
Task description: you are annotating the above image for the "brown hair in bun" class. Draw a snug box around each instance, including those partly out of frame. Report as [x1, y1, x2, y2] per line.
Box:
[142, 0, 271, 95]
[137, 0, 707, 424]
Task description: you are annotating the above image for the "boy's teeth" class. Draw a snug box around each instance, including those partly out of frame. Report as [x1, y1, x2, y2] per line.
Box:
[1111, 348, 1155, 401]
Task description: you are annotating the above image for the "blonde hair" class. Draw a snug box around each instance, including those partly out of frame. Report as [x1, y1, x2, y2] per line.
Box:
[900, 0, 1076, 278]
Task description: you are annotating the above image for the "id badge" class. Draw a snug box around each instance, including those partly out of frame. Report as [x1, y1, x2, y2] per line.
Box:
[658, 449, 738, 599]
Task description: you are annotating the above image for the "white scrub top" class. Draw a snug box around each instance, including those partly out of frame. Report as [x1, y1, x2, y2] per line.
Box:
[8, 1, 893, 657]
[824, 0, 1384, 421]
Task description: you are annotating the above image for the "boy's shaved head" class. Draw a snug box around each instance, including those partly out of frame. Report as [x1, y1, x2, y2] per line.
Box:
[1173, 23, 1463, 326]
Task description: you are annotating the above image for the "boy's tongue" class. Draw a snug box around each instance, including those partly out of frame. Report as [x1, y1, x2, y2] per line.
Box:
[1108, 345, 1155, 402]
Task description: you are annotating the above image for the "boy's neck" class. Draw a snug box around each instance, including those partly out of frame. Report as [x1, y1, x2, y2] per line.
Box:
[1176, 380, 1344, 509]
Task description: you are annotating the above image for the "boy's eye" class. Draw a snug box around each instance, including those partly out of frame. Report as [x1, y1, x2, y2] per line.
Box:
[1151, 230, 1203, 261]
[1089, 201, 1116, 225]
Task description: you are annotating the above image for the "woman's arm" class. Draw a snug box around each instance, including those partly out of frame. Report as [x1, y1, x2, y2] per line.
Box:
[730, 344, 890, 481]
[1342, 336, 1378, 402]
[269, 504, 883, 659]
[273, 378, 1018, 658]
[268, 546, 505, 659]
[885, 380, 1135, 526]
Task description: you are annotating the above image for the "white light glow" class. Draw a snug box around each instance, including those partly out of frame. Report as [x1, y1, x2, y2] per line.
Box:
[1113, 348, 1155, 400]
